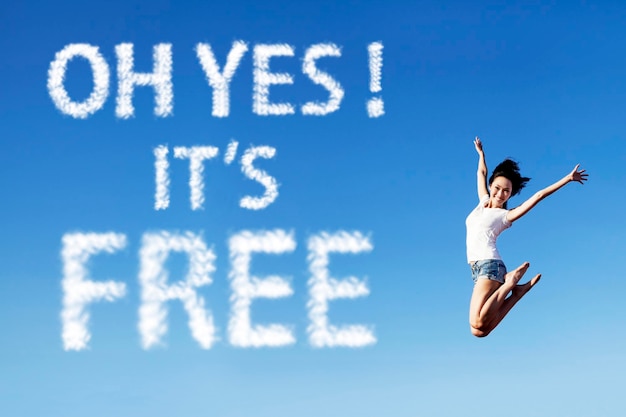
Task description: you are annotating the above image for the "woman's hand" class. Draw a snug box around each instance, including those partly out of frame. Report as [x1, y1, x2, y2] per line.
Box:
[474, 137, 489, 198]
[568, 164, 588, 184]
[474, 136, 484, 154]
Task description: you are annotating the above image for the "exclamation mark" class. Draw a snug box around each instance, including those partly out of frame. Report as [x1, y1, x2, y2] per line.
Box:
[367, 42, 384, 118]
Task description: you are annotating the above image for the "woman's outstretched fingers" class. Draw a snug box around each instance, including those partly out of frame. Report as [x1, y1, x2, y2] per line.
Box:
[474, 137, 483, 152]
[570, 164, 588, 184]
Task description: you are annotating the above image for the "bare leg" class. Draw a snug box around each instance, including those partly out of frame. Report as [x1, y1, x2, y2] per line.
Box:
[478, 274, 542, 334]
[469, 262, 539, 337]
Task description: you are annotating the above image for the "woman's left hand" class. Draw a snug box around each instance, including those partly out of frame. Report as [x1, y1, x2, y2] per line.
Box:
[568, 164, 588, 184]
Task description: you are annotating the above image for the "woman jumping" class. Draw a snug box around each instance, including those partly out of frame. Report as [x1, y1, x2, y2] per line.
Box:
[466, 137, 587, 337]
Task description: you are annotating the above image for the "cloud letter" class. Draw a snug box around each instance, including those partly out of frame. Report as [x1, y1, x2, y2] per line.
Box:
[138, 231, 216, 349]
[196, 41, 248, 117]
[228, 230, 296, 347]
[173, 146, 219, 210]
[307, 231, 376, 347]
[253, 44, 295, 116]
[61, 232, 127, 351]
[116, 43, 173, 118]
[48, 44, 110, 119]
[239, 145, 278, 210]
[301, 43, 344, 116]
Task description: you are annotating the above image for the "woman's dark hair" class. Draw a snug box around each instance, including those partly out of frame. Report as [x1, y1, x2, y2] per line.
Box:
[488, 159, 531, 208]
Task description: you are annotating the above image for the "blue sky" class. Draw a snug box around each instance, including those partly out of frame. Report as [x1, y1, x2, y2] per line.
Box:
[1, 1, 626, 416]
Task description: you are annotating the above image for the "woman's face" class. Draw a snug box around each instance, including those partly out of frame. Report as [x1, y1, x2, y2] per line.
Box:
[490, 176, 512, 208]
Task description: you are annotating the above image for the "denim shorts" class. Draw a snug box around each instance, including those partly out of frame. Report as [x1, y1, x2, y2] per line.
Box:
[470, 259, 507, 284]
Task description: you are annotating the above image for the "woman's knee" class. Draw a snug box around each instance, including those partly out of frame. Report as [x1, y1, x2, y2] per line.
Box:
[469, 316, 487, 330]
[470, 325, 491, 338]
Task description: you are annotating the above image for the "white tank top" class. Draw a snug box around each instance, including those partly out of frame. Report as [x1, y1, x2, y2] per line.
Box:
[465, 195, 511, 262]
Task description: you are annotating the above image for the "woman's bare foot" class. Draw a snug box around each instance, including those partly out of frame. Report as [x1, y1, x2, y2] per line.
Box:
[512, 274, 541, 297]
[504, 262, 530, 287]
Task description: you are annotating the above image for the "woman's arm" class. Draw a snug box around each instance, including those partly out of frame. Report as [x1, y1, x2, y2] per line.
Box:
[506, 164, 588, 223]
[474, 137, 489, 199]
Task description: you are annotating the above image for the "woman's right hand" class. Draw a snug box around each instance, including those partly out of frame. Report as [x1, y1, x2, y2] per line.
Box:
[474, 136, 483, 154]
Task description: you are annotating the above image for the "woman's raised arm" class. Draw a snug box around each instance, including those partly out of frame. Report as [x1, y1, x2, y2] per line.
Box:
[474, 137, 489, 199]
[507, 164, 588, 223]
